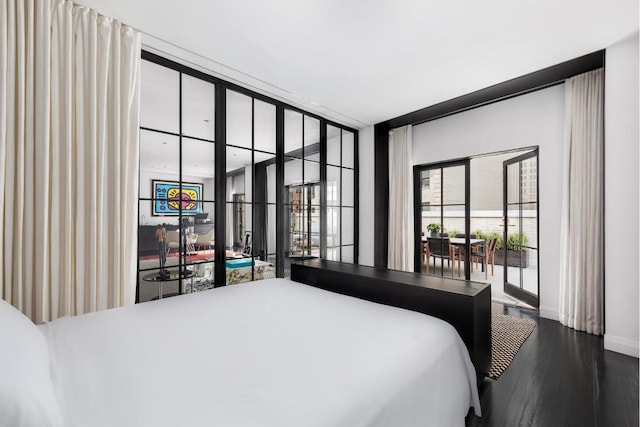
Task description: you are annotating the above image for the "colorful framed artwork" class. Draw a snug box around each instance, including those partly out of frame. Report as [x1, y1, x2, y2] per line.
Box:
[152, 180, 203, 216]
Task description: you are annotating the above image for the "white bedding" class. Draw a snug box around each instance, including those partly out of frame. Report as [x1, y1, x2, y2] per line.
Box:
[39, 278, 480, 426]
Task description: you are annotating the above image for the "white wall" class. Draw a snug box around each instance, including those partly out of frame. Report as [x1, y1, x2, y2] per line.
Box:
[604, 33, 639, 357]
[411, 85, 566, 320]
[358, 126, 375, 266]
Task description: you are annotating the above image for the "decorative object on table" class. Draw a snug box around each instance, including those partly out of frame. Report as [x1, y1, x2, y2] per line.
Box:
[489, 313, 536, 379]
[152, 180, 203, 215]
[156, 223, 168, 279]
[180, 217, 190, 273]
[426, 223, 441, 237]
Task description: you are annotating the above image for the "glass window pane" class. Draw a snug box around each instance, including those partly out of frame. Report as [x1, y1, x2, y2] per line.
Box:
[443, 165, 465, 205]
[138, 268, 181, 303]
[182, 74, 215, 140]
[326, 247, 340, 262]
[520, 156, 537, 204]
[422, 205, 442, 237]
[226, 90, 252, 149]
[342, 130, 354, 169]
[138, 213, 179, 265]
[442, 205, 465, 238]
[327, 207, 340, 247]
[189, 261, 215, 293]
[309, 204, 321, 258]
[285, 110, 303, 156]
[139, 130, 180, 199]
[304, 160, 320, 184]
[182, 138, 215, 200]
[327, 125, 340, 166]
[341, 246, 354, 263]
[420, 168, 440, 206]
[327, 166, 340, 206]
[254, 99, 276, 154]
[304, 116, 320, 151]
[267, 164, 276, 204]
[341, 168, 354, 206]
[267, 204, 277, 256]
[226, 202, 251, 251]
[288, 199, 304, 257]
[507, 162, 519, 204]
[140, 60, 179, 133]
[226, 146, 252, 202]
[285, 157, 303, 187]
[342, 207, 354, 245]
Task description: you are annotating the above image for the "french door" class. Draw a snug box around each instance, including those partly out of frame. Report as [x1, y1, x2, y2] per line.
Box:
[413, 160, 471, 279]
[503, 150, 539, 307]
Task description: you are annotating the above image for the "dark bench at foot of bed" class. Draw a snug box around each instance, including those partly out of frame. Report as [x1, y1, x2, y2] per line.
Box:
[291, 260, 491, 379]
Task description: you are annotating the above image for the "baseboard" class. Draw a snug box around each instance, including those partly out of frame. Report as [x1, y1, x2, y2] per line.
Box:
[604, 334, 640, 358]
[539, 306, 559, 321]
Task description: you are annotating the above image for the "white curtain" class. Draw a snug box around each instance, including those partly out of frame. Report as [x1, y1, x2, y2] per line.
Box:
[388, 125, 414, 271]
[0, 0, 141, 323]
[559, 68, 604, 335]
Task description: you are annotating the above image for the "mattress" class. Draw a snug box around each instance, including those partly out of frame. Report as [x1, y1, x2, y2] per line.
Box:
[39, 278, 480, 426]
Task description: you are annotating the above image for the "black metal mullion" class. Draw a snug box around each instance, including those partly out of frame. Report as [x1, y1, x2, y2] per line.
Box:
[214, 86, 227, 287]
[339, 130, 343, 262]
[464, 159, 471, 280]
[251, 98, 255, 282]
[275, 107, 285, 277]
[353, 130, 359, 264]
[320, 122, 327, 260]
[178, 72, 185, 290]
[440, 166, 444, 277]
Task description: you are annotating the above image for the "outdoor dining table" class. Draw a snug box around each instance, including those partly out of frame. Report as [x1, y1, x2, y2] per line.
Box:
[422, 237, 486, 272]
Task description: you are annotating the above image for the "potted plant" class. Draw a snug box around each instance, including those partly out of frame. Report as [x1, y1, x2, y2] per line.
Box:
[426, 223, 441, 237]
[492, 232, 529, 268]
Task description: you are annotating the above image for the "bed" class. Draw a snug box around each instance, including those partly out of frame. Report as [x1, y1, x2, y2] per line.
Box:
[3, 278, 480, 427]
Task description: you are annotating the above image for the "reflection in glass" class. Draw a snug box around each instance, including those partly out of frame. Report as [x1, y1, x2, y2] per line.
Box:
[284, 110, 303, 155]
[183, 138, 215, 200]
[285, 157, 303, 187]
[140, 60, 179, 133]
[342, 207, 354, 245]
[341, 246, 354, 264]
[326, 247, 340, 262]
[327, 125, 340, 166]
[304, 160, 320, 184]
[182, 74, 215, 140]
[139, 131, 180, 199]
[226, 90, 252, 149]
[327, 207, 340, 248]
[342, 130, 355, 169]
[254, 99, 276, 154]
[304, 116, 320, 149]
[342, 169, 354, 206]
[327, 166, 340, 206]
[267, 164, 276, 204]
[226, 146, 252, 202]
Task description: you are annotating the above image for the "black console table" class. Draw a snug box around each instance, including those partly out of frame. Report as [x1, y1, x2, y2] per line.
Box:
[291, 259, 491, 378]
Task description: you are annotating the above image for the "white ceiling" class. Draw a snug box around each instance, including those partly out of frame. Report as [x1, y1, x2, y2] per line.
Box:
[76, 0, 638, 129]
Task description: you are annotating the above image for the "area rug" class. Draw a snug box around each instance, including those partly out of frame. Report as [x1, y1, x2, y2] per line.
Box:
[489, 313, 536, 379]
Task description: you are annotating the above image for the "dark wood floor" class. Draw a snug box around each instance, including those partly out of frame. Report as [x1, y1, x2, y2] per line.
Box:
[466, 303, 639, 427]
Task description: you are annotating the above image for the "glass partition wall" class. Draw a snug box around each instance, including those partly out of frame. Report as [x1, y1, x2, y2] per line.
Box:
[137, 52, 358, 302]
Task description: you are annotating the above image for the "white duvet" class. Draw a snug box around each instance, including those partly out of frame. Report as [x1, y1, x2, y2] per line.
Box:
[40, 278, 480, 426]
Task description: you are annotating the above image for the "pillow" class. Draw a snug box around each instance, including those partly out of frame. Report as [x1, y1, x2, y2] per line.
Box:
[0, 299, 63, 427]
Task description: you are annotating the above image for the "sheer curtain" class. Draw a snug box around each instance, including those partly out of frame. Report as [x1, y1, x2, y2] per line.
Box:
[387, 125, 414, 271]
[0, 0, 141, 323]
[559, 68, 604, 335]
